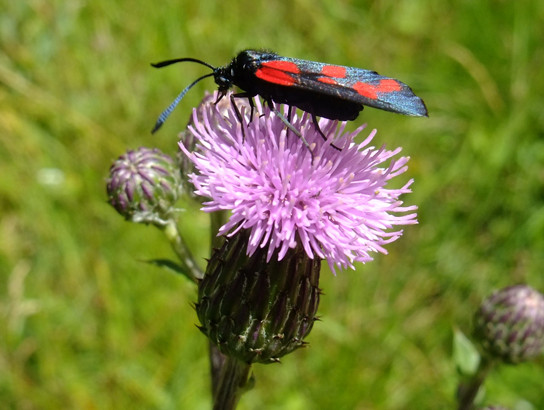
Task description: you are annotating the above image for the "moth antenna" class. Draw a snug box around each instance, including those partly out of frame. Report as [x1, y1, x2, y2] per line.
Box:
[151, 57, 216, 70]
[151, 72, 215, 133]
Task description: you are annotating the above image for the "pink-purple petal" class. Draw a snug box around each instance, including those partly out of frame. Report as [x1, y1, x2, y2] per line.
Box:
[179, 92, 418, 272]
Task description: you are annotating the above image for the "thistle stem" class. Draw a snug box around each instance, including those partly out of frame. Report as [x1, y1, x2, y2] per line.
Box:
[456, 357, 494, 410]
[209, 343, 226, 398]
[210, 210, 228, 249]
[162, 219, 204, 282]
[212, 356, 252, 410]
[207, 209, 230, 398]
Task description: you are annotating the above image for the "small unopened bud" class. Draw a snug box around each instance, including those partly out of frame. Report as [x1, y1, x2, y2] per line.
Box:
[106, 147, 182, 225]
[196, 231, 321, 364]
[474, 284, 544, 364]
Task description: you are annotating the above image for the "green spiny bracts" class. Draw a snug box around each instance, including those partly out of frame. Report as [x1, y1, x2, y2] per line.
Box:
[196, 231, 321, 364]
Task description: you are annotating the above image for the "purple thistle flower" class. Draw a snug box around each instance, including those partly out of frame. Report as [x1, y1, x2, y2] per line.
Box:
[180, 92, 417, 273]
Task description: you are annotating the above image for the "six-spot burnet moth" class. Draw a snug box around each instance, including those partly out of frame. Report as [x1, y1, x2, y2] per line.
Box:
[151, 49, 428, 133]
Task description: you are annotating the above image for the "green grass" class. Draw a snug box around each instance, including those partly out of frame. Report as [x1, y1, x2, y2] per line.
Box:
[2, 0, 544, 408]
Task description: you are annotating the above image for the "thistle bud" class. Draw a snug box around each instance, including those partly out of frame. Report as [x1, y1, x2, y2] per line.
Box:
[196, 231, 321, 364]
[474, 284, 544, 364]
[106, 147, 182, 225]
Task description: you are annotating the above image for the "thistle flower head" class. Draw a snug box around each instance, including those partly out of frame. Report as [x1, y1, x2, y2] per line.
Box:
[474, 284, 544, 364]
[180, 92, 417, 273]
[106, 147, 182, 225]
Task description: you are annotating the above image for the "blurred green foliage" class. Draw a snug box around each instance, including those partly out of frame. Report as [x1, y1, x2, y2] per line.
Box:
[1, 0, 543, 408]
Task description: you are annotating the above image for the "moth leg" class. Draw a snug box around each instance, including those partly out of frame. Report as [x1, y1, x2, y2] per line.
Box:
[230, 92, 255, 122]
[311, 114, 342, 151]
[227, 92, 256, 140]
[272, 106, 316, 162]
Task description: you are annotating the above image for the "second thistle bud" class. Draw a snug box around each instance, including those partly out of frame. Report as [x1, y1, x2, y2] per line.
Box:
[474, 284, 544, 364]
[196, 231, 321, 364]
[106, 147, 182, 225]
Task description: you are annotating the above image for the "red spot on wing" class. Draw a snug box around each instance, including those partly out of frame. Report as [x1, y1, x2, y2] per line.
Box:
[318, 77, 338, 85]
[353, 79, 402, 99]
[321, 65, 347, 78]
[255, 66, 296, 86]
[261, 60, 300, 73]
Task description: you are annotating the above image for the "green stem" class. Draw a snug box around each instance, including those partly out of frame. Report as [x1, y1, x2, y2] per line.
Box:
[212, 356, 252, 410]
[456, 357, 494, 410]
[162, 219, 204, 282]
[207, 209, 229, 394]
[207, 210, 248, 407]
[209, 343, 226, 399]
[210, 210, 228, 249]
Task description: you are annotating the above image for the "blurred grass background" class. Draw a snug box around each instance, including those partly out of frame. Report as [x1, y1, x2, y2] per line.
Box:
[1, 0, 543, 408]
